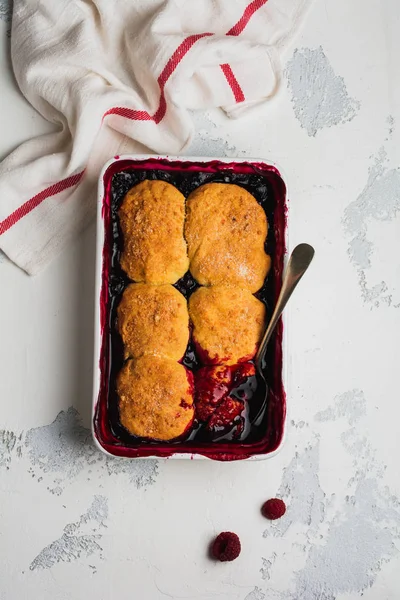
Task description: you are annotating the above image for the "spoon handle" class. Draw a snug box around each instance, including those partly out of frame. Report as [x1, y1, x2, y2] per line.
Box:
[255, 243, 315, 369]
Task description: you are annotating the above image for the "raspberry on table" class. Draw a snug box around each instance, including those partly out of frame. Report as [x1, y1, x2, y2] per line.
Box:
[261, 498, 286, 520]
[211, 532, 241, 562]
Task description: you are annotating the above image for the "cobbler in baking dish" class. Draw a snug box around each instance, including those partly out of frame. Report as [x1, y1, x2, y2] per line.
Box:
[115, 179, 268, 441]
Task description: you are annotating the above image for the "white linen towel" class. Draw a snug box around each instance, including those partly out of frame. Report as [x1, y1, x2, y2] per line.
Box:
[0, 0, 311, 274]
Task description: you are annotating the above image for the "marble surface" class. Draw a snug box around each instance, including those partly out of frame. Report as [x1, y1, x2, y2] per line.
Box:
[1, 1, 400, 598]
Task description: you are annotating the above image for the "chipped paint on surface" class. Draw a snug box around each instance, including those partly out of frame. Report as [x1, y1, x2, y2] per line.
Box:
[287, 481, 400, 599]
[0, 0, 11, 22]
[255, 391, 400, 599]
[286, 47, 359, 137]
[29, 535, 103, 571]
[30, 496, 108, 571]
[263, 439, 325, 538]
[25, 407, 101, 481]
[24, 408, 159, 492]
[343, 146, 400, 306]
[244, 587, 266, 600]
[63, 494, 108, 535]
[386, 115, 395, 139]
[188, 111, 239, 157]
[0, 407, 160, 493]
[104, 456, 159, 488]
[260, 552, 277, 581]
[0, 429, 16, 469]
[290, 419, 308, 429]
[286, 414, 400, 599]
[315, 389, 366, 425]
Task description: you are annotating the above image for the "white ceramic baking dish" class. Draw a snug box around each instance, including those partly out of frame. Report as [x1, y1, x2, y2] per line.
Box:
[92, 155, 288, 461]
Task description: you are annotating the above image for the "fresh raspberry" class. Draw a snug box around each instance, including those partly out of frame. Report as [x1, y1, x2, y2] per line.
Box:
[261, 498, 286, 520]
[211, 532, 241, 562]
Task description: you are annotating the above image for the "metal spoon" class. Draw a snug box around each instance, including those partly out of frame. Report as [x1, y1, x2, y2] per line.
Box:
[251, 243, 315, 425]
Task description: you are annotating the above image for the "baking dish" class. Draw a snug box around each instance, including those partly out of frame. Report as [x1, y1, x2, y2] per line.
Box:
[92, 155, 288, 461]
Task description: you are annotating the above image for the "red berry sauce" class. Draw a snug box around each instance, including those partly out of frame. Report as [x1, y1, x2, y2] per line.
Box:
[194, 363, 257, 437]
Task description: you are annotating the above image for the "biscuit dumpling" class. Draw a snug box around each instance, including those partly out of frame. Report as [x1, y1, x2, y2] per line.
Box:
[117, 356, 194, 441]
[117, 283, 189, 361]
[189, 285, 266, 366]
[185, 183, 270, 292]
[119, 180, 189, 284]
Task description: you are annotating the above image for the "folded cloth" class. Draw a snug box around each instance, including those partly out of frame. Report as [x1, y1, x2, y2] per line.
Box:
[0, 0, 312, 274]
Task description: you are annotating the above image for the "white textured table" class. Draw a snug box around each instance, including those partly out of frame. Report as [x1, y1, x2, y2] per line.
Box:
[1, 1, 400, 599]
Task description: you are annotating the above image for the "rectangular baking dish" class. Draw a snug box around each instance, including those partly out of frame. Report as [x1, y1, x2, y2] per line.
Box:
[92, 155, 288, 461]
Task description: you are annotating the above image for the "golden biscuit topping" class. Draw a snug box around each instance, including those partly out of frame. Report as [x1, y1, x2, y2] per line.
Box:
[185, 183, 270, 292]
[189, 285, 266, 365]
[117, 283, 189, 361]
[119, 180, 189, 284]
[117, 357, 194, 441]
